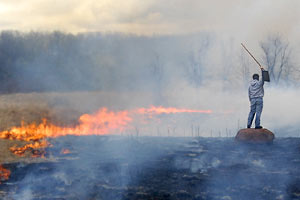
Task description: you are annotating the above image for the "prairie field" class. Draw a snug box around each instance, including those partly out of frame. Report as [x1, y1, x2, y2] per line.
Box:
[0, 91, 155, 131]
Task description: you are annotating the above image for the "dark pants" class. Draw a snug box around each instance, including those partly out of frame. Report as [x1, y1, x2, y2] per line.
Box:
[247, 97, 263, 128]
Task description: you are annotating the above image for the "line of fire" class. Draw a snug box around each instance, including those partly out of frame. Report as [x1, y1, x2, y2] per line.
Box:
[0, 106, 213, 183]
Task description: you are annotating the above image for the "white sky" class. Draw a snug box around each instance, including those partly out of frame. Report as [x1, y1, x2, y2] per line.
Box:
[0, 0, 299, 43]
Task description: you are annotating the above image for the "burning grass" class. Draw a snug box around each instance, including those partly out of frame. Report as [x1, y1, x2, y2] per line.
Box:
[0, 105, 211, 158]
[0, 91, 212, 141]
[0, 91, 213, 184]
[0, 165, 10, 184]
[0, 139, 41, 163]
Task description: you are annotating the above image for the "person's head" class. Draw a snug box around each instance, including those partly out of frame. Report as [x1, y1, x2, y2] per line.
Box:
[253, 74, 259, 80]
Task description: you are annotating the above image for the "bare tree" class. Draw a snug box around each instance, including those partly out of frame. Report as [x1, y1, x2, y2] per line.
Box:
[238, 49, 251, 88]
[220, 39, 236, 90]
[260, 35, 292, 85]
[150, 53, 164, 103]
[151, 53, 163, 85]
[186, 37, 210, 87]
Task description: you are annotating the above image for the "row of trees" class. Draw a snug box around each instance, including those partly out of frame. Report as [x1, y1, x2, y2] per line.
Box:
[240, 34, 295, 87]
[261, 35, 293, 85]
[0, 31, 298, 93]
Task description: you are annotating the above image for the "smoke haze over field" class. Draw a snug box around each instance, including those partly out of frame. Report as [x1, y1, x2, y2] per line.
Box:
[0, 1, 300, 136]
[0, 30, 300, 136]
[1, 3, 300, 200]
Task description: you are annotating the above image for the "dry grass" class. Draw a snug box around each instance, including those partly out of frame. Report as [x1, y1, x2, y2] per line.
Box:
[0, 94, 73, 131]
[0, 139, 33, 163]
[0, 91, 154, 131]
[0, 91, 154, 163]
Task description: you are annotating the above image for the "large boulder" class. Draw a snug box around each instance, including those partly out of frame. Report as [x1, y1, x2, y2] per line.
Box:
[235, 128, 275, 143]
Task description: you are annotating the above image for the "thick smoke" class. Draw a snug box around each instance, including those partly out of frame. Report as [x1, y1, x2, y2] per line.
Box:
[8, 136, 300, 199]
[1, 1, 300, 199]
[0, 31, 300, 136]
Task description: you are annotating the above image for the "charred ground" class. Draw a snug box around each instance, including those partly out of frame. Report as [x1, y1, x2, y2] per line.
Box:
[1, 136, 300, 200]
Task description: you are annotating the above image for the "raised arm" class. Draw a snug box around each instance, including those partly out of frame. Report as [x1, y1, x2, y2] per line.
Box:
[260, 68, 265, 86]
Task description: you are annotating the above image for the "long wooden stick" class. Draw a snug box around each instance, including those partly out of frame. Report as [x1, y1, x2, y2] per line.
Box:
[241, 43, 263, 69]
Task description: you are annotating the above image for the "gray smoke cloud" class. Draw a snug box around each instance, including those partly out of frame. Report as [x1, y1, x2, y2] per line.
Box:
[1, 2, 300, 200]
[0, 31, 299, 136]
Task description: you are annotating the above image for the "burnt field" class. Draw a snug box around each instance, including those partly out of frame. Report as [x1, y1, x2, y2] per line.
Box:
[1, 136, 300, 200]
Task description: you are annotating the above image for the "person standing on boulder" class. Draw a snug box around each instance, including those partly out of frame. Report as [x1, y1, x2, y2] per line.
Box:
[247, 68, 265, 129]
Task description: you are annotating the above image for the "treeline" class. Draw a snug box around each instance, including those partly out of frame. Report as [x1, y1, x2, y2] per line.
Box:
[0, 31, 210, 93]
[0, 31, 126, 93]
[0, 31, 298, 93]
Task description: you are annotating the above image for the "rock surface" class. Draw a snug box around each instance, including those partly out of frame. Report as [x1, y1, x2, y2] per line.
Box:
[235, 128, 275, 143]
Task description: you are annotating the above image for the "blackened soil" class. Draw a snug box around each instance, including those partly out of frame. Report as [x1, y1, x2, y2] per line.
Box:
[1, 136, 300, 200]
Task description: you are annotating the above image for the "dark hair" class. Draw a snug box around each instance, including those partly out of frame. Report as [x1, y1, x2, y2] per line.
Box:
[253, 74, 259, 80]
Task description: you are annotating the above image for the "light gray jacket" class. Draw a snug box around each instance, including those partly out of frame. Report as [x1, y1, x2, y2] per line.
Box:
[248, 79, 264, 100]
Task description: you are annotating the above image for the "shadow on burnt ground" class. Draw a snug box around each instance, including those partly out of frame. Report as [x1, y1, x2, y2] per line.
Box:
[0, 137, 300, 200]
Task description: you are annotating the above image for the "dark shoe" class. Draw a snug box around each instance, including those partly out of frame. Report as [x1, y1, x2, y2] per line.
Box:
[247, 125, 251, 128]
[255, 126, 263, 129]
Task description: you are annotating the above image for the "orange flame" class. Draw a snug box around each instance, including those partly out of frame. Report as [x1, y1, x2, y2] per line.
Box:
[136, 106, 212, 115]
[60, 149, 71, 154]
[0, 165, 11, 184]
[9, 140, 50, 157]
[0, 108, 131, 139]
[0, 106, 211, 139]
[0, 106, 212, 157]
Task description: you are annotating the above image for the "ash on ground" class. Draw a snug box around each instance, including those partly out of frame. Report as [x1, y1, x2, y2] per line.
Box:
[1, 136, 300, 200]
